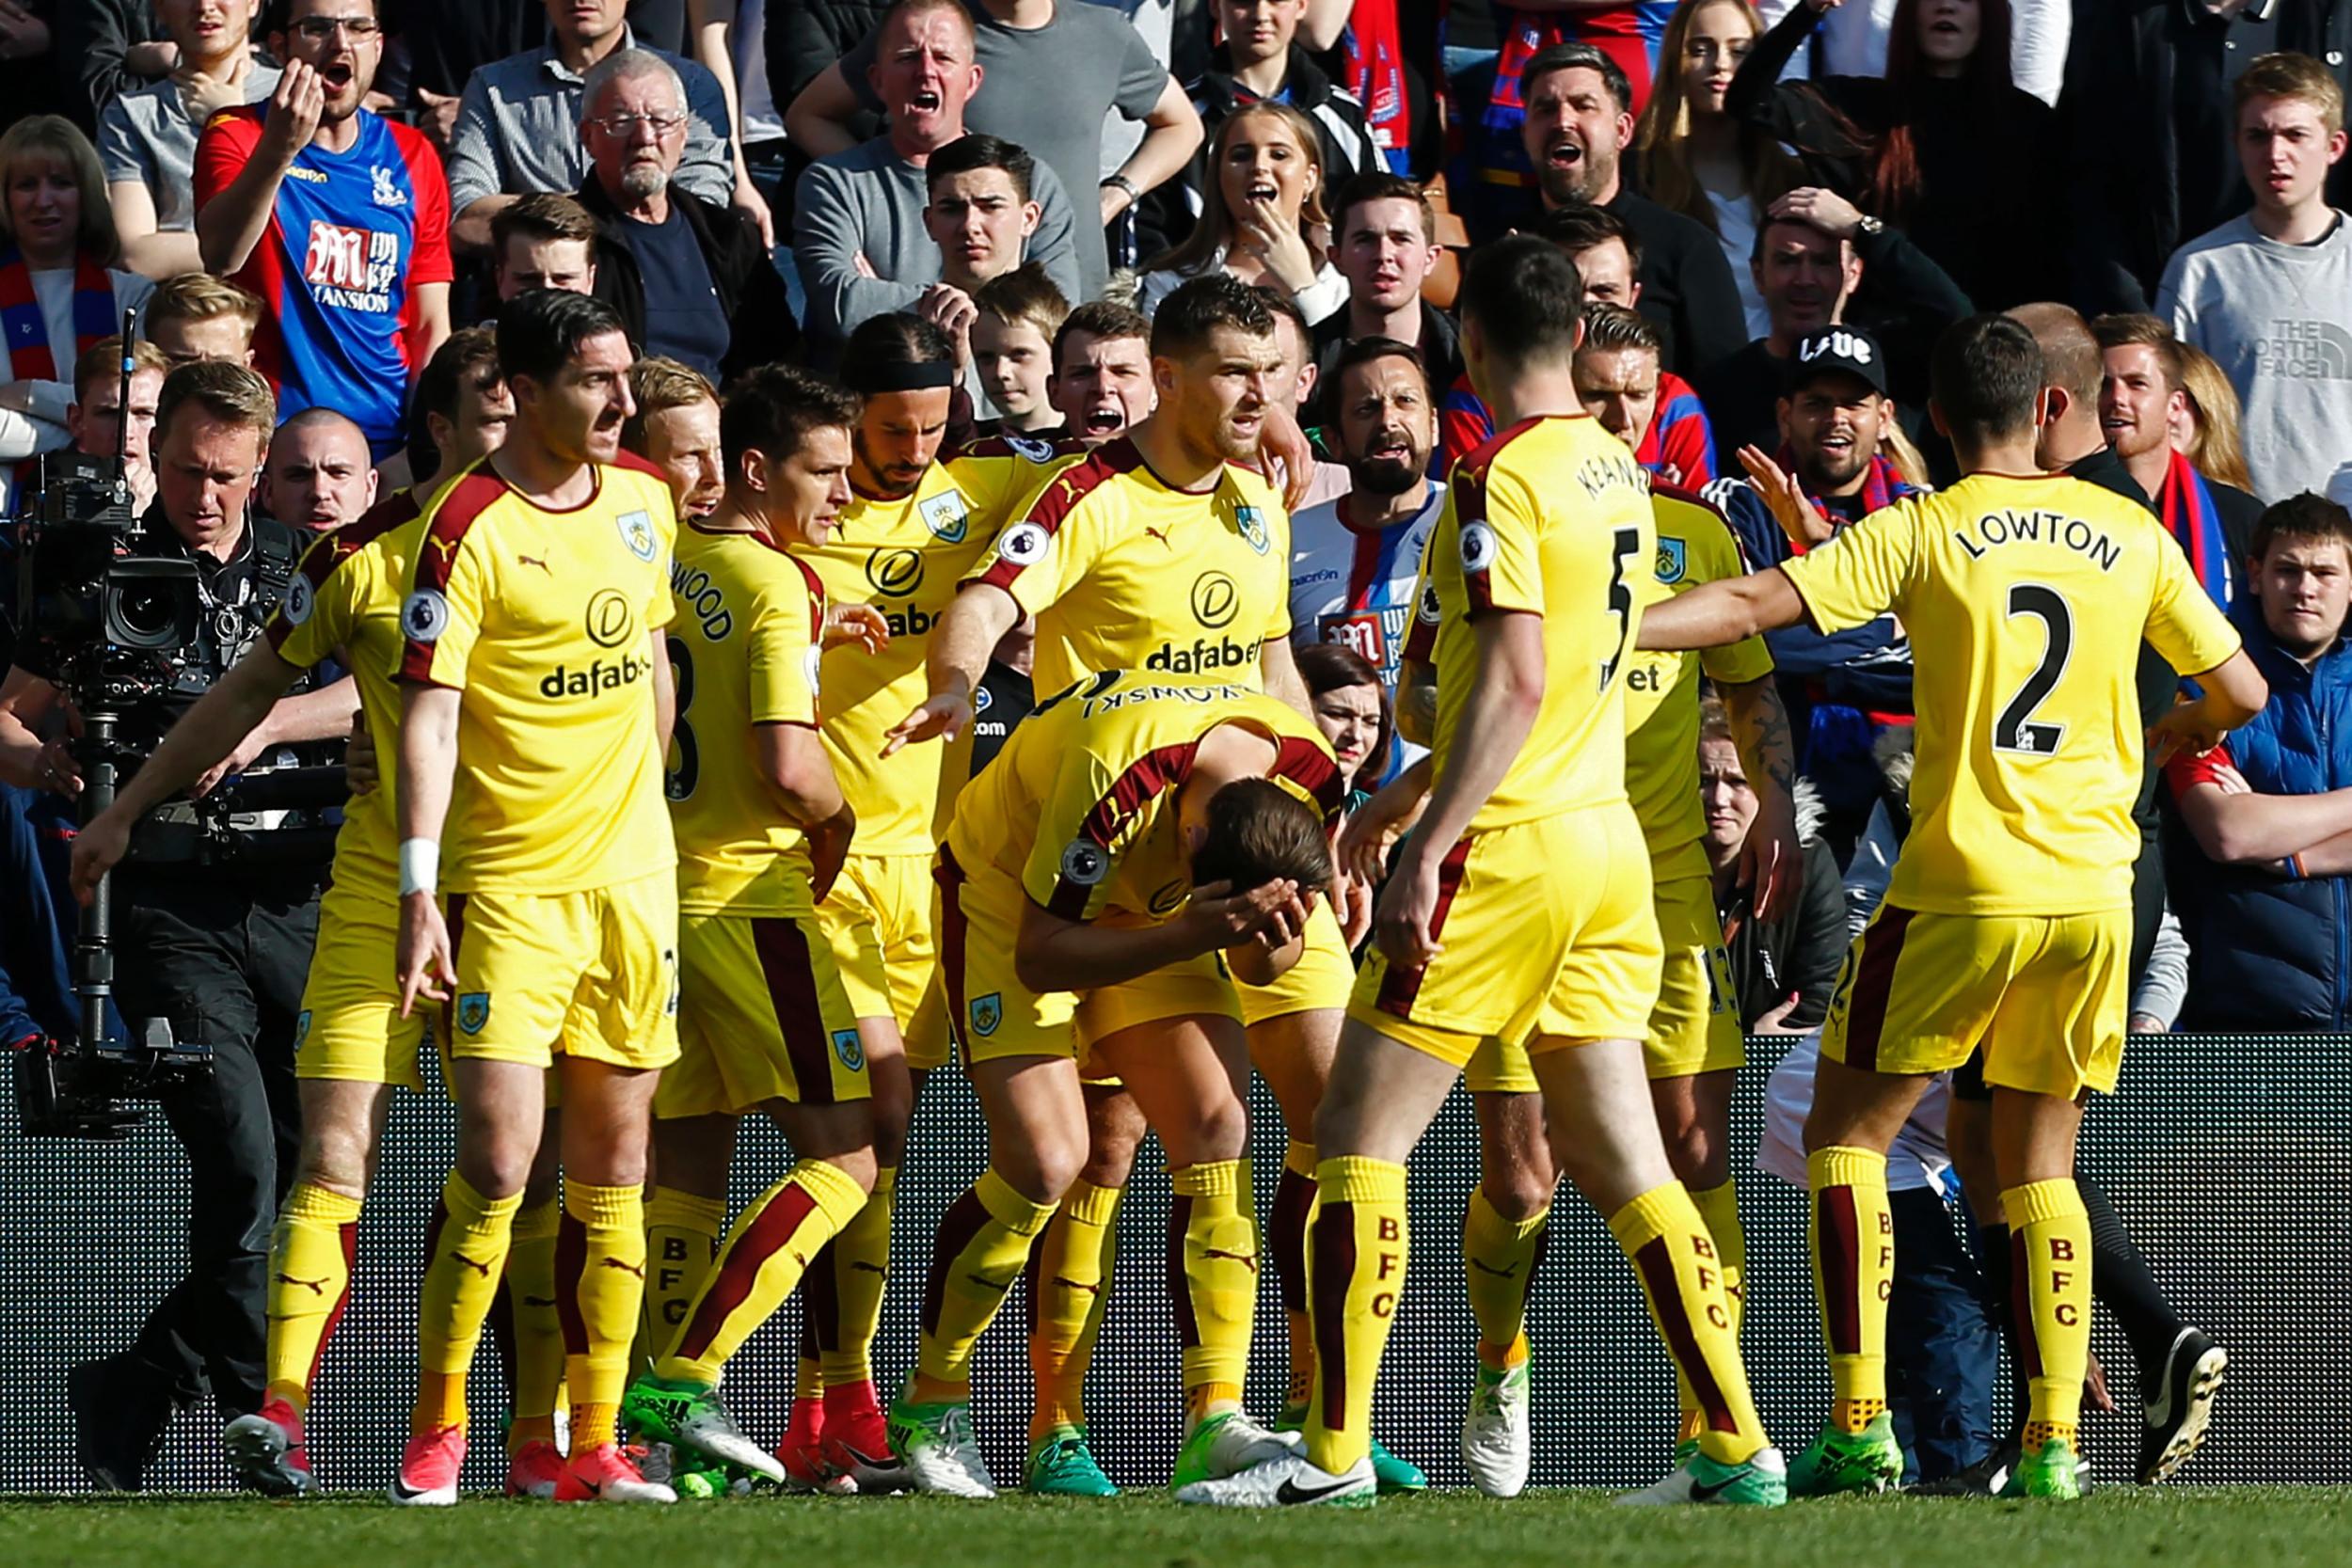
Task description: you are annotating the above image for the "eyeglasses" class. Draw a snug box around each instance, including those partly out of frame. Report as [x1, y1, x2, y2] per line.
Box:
[291, 17, 384, 42]
[589, 113, 689, 137]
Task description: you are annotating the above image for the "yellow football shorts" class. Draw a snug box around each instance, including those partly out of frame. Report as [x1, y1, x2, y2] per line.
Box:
[1644, 871, 1744, 1081]
[443, 867, 680, 1072]
[818, 851, 951, 1071]
[1237, 899, 1356, 1027]
[1822, 904, 2130, 1099]
[1350, 803, 1661, 1071]
[658, 908, 871, 1119]
[294, 879, 426, 1090]
[937, 850, 1238, 1068]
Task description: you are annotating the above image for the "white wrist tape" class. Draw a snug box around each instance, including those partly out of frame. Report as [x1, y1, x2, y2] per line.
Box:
[398, 838, 439, 897]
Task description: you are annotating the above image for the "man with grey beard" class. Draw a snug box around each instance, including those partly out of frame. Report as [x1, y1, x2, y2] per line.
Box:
[576, 48, 799, 381]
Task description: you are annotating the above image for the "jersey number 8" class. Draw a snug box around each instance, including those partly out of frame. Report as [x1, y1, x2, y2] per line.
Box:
[665, 636, 698, 799]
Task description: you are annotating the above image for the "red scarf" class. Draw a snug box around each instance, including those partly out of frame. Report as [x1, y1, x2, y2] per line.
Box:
[0, 245, 116, 384]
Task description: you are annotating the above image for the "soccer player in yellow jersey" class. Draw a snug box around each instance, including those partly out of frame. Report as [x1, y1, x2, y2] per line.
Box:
[1185, 238, 1782, 1511]
[389, 292, 684, 1507]
[893, 277, 1380, 1497]
[698, 315, 991, 1494]
[67, 332, 517, 1497]
[893, 670, 1339, 1497]
[1410, 300, 1807, 1498]
[616, 367, 888, 1487]
[1639, 313, 2266, 1501]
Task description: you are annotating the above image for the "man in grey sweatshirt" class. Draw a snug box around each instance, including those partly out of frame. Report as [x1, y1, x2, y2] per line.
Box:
[793, 0, 1082, 356]
[2159, 52, 2352, 503]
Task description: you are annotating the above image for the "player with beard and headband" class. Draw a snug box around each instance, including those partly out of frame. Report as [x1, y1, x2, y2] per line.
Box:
[1287, 337, 1445, 789]
[195, 0, 452, 458]
[888, 275, 1359, 1499]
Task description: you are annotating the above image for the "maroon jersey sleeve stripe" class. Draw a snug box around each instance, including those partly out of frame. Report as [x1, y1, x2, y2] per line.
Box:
[1042, 738, 1200, 919]
[975, 439, 1141, 593]
[397, 470, 507, 681]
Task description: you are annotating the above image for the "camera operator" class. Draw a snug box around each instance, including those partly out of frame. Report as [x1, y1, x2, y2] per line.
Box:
[0, 360, 357, 1491]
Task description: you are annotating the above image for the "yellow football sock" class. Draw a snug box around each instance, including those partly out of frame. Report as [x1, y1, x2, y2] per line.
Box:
[1172, 1160, 1256, 1418]
[818, 1164, 896, 1387]
[564, 1182, 647, 1449]
[1807, 1147, 1893, 1435]
[795, 1310, 823, 1400]
[414, 1172, 521, 1435]
[914, 1168, 1055, 1400]
[2006, 1178, 2092, 1449]
[1027, 1178, 1120, 1440]
[504, 1195, 565, 1450]
[1681, 1180, 1746, 1443]
[643, 1186, 725, 1361]
[1302, 1156, 1406, 1476]
[1609, 1181, 1767, 1466]
[1270, 1140, 1318, 1414]
[658, 1160, 866, 1386]
[1462, 1188, 1548, 1368]
[263, 1181, 362, 1412]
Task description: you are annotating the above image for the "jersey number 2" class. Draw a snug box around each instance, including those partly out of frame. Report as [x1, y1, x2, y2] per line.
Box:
[1994, 584, 2072, 755]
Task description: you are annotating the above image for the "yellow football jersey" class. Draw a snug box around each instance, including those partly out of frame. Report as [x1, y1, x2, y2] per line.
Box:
[946, 670, 1342, 924]
[1624, 486, 1774, 879]
[1782, 470, 2242, 915]
[943, 430, 1084, 541]
[1427, 416, 1656, 832]
[964, 438, 1293, 696]
[263, 489, 426, 904]
[397, 456, 679, 895]
[667, 520, 828, 914]
[795, 463, 994, 853]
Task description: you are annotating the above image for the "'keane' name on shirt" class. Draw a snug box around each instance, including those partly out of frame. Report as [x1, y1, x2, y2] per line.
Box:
[1951, 509, 2122, 572]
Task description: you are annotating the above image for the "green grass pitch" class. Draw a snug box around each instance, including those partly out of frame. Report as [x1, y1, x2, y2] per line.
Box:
[8, 1489, 2352, 1568]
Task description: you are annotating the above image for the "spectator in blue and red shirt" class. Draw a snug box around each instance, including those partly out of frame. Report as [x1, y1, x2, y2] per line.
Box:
[1439, 203, 1715, 485]
[194, 0, 452, 458]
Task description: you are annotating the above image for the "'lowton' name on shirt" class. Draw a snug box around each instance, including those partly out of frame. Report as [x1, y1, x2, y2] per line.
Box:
[1951, 509, 2123, 571]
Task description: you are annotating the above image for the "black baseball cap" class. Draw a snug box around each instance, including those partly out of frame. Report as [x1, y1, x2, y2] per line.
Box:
[1787, 326, 1890, 398]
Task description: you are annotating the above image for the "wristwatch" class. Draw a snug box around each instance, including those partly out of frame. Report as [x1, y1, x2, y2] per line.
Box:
[1854, 214, 1885, 238]
[1102, 173, 1140, 208]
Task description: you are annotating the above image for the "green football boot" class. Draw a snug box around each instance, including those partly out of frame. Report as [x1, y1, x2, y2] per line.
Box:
[620, 1374, 783, 1483]
[2000, 1436, 2085, 1499]
[1788, 1413, 1906, 1497]
[1171, 1409, 1296, 1491]
[1618, 1444, 1789, 1507]
[1026, 1426, 1119, 1497]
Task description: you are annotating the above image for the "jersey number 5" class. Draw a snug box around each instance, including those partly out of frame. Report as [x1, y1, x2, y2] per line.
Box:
[1598, 526, 1643, 690]
[1994, 583, 2072, 755]
[665, 637, 698, 800]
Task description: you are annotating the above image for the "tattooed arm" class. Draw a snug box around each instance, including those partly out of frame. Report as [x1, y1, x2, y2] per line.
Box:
[1721, 673, 1804, 923]
[1396, 657, 1438, 749]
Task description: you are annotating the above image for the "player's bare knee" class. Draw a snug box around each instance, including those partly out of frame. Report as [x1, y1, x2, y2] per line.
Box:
[819, 1145, 880, 1195]
[1480, 1166, 1554, 1223]
[1171, 1090, 1251, 1166]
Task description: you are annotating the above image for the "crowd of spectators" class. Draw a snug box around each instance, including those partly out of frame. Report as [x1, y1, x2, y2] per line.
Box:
[0, 0, 2349, 1072]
